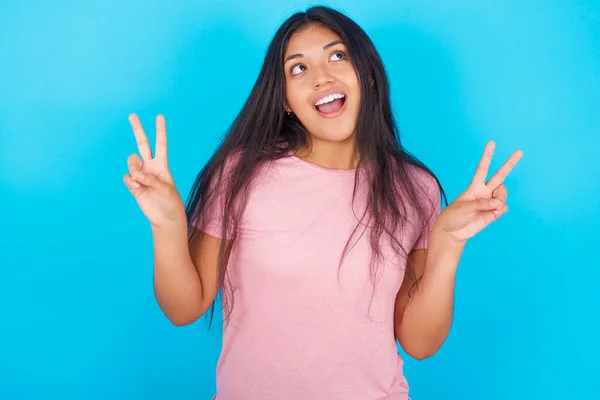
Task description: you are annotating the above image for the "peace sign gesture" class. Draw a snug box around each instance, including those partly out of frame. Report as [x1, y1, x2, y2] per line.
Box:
[123, 114, 186, 229]
[434, 141, 523, 244]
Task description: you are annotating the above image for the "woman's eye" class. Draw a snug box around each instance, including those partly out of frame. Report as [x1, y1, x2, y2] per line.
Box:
[291, 64, 306, 76]
[330, 51, 346, 61]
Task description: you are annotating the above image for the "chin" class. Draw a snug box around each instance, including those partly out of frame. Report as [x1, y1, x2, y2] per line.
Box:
[318, 131, 355, 143]
[305, 120, 357, 143]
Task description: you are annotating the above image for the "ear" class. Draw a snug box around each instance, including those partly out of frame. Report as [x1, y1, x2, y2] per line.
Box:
[369, 77, 375, 87]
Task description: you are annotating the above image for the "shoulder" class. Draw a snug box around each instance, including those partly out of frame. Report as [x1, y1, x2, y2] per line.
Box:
[402, 161, 440, 201]
[216, 148, 244, 174]
[216, 148, 280, 176]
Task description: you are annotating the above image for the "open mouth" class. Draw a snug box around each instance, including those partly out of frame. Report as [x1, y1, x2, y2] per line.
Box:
[314, 94, 347, 118]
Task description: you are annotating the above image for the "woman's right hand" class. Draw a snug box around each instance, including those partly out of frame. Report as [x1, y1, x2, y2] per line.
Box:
[123, 114, 186, 230]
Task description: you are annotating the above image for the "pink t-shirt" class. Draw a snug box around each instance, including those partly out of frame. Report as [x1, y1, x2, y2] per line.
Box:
[199, 153, 440, 400]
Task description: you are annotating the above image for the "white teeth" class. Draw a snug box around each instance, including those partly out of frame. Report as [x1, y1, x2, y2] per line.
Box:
[315, 93, 345, 106]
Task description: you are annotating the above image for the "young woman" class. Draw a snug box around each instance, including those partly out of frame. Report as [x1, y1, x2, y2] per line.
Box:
[124, 6, 522, 400]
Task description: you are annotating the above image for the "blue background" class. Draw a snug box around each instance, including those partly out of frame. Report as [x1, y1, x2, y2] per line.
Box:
[1, 0, 598, 399]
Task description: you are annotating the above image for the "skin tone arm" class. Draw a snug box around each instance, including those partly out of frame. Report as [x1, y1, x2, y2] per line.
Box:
[152, 224, 221, 326]
[124, 114, 221, 326]
[394, 141, 523, 360]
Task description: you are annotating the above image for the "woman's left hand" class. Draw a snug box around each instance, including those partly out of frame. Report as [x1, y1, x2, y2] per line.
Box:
[433, 141, 523, 245]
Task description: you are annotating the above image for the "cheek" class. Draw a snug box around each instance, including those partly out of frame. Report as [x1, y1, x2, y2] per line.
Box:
[345, 73, 361, 96]
[285, 85, 306, 109]
[337, 70, 361, 104]
[284, 77, 296, 103]
[286, 88, 314, 116]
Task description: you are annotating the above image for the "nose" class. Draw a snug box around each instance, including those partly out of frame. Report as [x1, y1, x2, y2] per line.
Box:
[312, 65, 335, 89]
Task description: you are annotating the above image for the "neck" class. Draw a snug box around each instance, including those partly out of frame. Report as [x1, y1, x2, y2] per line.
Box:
[295, 136, 359, 170]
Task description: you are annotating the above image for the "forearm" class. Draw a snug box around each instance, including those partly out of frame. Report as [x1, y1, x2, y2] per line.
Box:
[397, 229, 464, 359]
[152, 222, 204, 325]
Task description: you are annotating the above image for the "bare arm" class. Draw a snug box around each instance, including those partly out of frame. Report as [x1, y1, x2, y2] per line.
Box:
[395, 141, 521, 359]
[152, 224, 221, 326]
[393, 233, 461, 360]
[123, 114, 221, 326]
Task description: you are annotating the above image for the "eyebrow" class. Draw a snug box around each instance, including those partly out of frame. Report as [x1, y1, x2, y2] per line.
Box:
[284, 40, 345, 64]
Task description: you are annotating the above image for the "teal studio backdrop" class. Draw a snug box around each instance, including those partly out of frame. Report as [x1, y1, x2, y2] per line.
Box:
[1, 1, 598, 399]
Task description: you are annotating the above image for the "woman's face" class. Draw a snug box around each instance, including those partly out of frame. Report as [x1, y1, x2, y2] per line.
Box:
[283, 24, 361, 145]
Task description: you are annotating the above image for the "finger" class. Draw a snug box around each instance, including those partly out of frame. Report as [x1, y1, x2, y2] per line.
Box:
[490, 203, 509, 220]
[492, 184, 508, 203]
[471, 141, 495, 185]
[486, 149, 523, 189]
[131, 169, 171, 195]
[129, 113, 153, 161]
[155, 114, 168, 161]
[127, 153, 143, 174]
[461, 197, 504, 215]
[478, 203, 509, 225]
[123, 174, 144, 198]
[496, 203, 508, 217]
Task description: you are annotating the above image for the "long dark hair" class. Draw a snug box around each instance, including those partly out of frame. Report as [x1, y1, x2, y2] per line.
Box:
[185, 5, 447, 328]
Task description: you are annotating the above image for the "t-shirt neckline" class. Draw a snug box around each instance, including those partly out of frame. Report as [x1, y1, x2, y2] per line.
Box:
[286, 152, 358, 176]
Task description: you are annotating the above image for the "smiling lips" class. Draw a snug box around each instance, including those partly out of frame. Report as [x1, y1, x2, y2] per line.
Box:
[313, 91, 347, 118]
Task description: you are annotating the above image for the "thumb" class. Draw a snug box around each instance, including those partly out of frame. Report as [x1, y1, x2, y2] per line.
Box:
[131, 170, 172, 195]
[460, 197, 504, 214]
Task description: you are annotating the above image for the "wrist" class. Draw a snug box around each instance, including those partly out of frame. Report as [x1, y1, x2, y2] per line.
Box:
[426, 227, 466, 271]
[430, 219, 467, 249]
[151, 216, 188, 239]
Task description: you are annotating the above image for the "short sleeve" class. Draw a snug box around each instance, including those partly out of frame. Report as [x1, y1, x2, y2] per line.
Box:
[190, 153, 240, 240]
[412, 174, 442, 250]
[197, 177, 230, 239]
